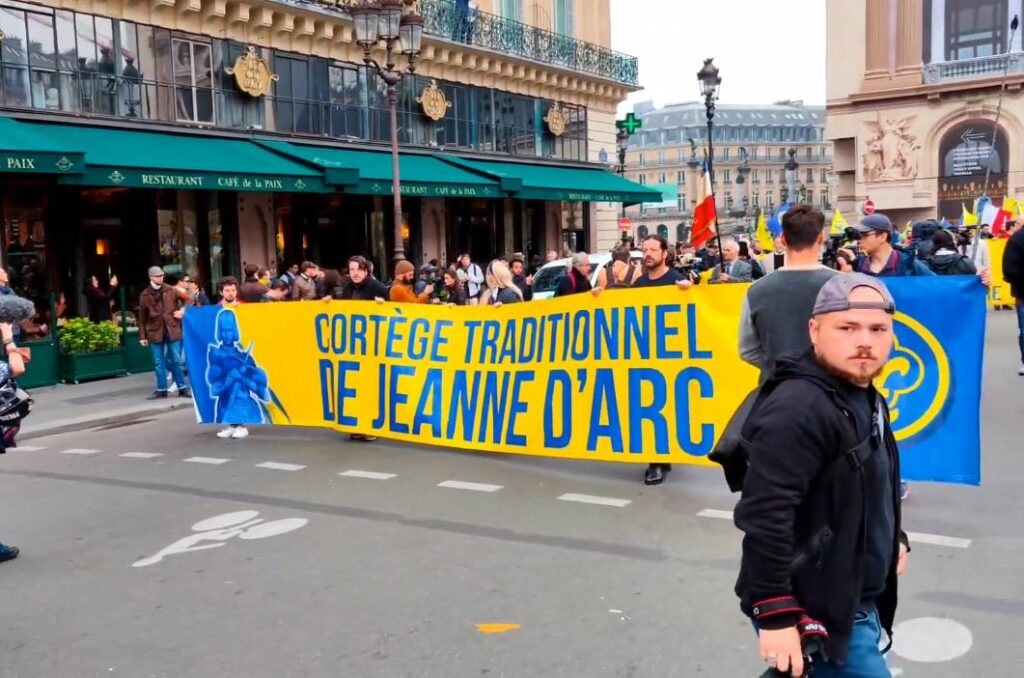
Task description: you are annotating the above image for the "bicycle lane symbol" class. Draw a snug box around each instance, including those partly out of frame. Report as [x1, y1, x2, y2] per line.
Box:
[132, 510, 308, 568]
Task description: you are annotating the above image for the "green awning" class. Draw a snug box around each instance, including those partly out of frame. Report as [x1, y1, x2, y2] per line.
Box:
[259, 141, 506, 198]
[0, 116, 84, 175]
[442, 157, 662, 205]
[19, 123, 330, 193]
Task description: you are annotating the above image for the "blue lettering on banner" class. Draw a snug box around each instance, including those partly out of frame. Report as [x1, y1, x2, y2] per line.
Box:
[478, 372, 511, 444]
[519, 317, 538, 363]
[385, 316, 409, 359]
[656, 305, 683, 359]
[687, 304, 712, 359]
[369, 314, 387, 356]
[571, 311, 590, 361]
[544, 370, 572, 448]
[594, 308, 618, 360]
[464, 321, 482, 363]
[499, 324, 518, 363]
[315, 314, 329, 353]
[447, 370, 481, 440]
[335, 360, 359, 426]
[413, 368, 443, 437]
[319, 359, 334, 421]
[506, 371, 534, 447]
[388, 364, 416, 434]
[629, 368, 668, 455]
[587, 368, 623, 453]
[479, 321, 500, 364]
[624, 307, 650, 360]
[431, 320, 453, 362]
[408, 318, 430, 361]
[674, 367, 714, 456]
[351, 314, 368, 355]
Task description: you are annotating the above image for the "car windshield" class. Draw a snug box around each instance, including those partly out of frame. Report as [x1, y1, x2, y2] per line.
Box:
[532, 265, 568, 294]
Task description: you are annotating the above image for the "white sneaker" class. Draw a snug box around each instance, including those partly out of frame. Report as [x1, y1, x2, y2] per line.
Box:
[231, 426, 250, 439]
[216, 427, 235, 439]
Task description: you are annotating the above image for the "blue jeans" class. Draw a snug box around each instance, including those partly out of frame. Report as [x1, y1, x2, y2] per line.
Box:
[150, 340, 187, 392]
[1016, 300, 1024, 363]
[807, 609, 890, 677]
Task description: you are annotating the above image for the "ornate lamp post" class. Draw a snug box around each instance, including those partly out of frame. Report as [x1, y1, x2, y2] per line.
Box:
[352, 0, 423, 263]
[697, 58, 724, 254]
[615, 113, 642, 246]
[782, 147, 798, 204]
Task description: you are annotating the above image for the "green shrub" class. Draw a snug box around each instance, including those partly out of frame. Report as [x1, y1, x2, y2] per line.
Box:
[60, 318, 122, 354]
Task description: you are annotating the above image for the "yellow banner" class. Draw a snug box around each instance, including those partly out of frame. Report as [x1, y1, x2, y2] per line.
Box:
[184, 286, 757, 465]
[988, 237, 1009, 308]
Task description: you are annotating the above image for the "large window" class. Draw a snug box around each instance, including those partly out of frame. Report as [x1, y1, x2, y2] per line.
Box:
[553, 0, 573, 36]
[946, 0, 1008, 59]
[172, 37, 213, 123]
[500, 0, 521, 20]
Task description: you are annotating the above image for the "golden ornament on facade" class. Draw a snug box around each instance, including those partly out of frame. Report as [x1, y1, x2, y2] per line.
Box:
[416, 80, 452, 122]
[225, 46, 278, 98]
[545, 104, 568, 137]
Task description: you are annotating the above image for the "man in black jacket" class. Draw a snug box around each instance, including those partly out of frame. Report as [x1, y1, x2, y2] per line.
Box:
[734, 273, 909, 677]
[339, 256, 389, 301]
[1002, 221, 1024, 375]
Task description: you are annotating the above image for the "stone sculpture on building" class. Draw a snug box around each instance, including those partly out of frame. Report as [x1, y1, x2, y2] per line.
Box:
[862, 115, 920, 181]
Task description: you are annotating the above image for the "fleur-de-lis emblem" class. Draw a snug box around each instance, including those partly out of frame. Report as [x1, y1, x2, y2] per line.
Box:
[108, 170, 126, 185]
[55, 156, 74, 172]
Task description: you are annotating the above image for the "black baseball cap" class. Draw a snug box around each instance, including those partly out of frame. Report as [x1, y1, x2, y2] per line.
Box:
[812, 273, 896, 316]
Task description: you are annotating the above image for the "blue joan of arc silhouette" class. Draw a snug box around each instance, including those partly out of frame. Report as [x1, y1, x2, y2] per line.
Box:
[205, 309, 288, 425]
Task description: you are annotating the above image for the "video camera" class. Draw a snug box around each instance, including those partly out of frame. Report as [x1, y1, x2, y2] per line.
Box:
[822, 226, 859, 270]
[673, 252, 702, 281]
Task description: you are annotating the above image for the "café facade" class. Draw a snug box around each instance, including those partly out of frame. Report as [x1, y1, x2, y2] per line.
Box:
[0, 0, 650, 318]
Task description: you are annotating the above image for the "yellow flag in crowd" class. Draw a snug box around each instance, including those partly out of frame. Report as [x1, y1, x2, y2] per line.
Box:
[755, 209, 774, 253]
[830, 210, 849, 235]
[962, 203, 979, 226]
[1004, 197, 1021, 220]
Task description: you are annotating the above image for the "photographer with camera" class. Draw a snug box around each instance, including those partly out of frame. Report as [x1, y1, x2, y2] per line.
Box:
[837, 214, 933, 277]
[728, 275, 910, 678]
[673, 242, 703, 284]
[925, 229, 977, 276]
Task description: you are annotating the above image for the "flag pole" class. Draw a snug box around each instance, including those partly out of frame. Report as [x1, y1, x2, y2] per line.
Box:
[706, 107, 724, 258]
[978, 14, 1019, 243]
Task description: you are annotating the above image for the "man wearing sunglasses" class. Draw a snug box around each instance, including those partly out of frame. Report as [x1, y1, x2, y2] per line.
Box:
[838, 214, 934, 278]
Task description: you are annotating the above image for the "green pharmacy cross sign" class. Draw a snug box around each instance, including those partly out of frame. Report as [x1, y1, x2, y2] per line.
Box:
[616, 113, 643, 135]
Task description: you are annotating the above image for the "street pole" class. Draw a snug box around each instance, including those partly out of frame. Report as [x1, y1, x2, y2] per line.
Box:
[388, 83, 404, 263]
[980, 14, 1020, 202]
[705, 94, 724, 256]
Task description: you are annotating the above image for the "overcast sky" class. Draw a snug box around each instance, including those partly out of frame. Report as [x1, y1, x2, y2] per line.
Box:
[609, 0, 826, 114]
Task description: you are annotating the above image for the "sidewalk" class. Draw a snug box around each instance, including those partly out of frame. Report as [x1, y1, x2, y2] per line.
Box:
[19, 374, 194, 441]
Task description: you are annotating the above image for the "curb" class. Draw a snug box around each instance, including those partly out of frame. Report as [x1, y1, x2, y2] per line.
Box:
[19, 401, 193, 441]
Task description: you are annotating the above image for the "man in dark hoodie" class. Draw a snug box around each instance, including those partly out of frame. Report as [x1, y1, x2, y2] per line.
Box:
[733, 274, 909, 677]
[1003, 220, 1024, 375]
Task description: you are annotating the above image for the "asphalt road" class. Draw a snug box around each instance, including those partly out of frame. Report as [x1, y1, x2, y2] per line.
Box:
[1, 313, 1021, 678]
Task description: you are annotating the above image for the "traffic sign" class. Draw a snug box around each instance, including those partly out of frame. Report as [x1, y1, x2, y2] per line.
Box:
[863, 200, 876, 215]
[618, 218, 632, 232]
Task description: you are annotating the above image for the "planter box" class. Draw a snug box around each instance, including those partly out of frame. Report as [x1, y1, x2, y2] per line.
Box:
[124, 329, 153, 374]
[59, 348, 128, 384]
[17, 338, 59, 389]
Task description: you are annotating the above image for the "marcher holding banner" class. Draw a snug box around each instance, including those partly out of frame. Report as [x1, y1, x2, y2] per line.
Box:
[632, 234, 694, 485]
[731, 275, 910, 677]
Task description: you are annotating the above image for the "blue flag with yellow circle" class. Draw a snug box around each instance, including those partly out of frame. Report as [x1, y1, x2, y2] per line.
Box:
[880, 276, 985, 485]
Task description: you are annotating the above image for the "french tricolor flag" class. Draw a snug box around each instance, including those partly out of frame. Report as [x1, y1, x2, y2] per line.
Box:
[690, 161, 717, 248]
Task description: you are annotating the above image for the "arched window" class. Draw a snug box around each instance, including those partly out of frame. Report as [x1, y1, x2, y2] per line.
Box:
[657, 224, 669, 239]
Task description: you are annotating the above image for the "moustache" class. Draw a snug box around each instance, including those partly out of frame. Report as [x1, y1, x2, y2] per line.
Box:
[850, 350, 877, 360]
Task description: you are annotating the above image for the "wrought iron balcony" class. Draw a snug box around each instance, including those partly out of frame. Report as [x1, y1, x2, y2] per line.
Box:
[923, 52, 1024, 84]
[417, 0, 639, 86]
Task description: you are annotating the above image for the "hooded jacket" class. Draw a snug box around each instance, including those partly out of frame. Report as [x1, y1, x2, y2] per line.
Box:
[926, 249, 977, 276]
[733, 351, 906, 663]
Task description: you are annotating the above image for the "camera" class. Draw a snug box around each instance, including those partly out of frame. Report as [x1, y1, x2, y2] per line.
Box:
[822, 226, 859, 270]
[674, 252, 702, 281]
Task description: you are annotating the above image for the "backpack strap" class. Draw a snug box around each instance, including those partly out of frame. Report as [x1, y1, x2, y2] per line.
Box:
[821, 397, 885, 481]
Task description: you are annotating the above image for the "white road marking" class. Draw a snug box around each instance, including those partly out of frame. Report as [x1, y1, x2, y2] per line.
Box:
[15, 445, 46, 452]
[437, 480, 503, 493]
[891, 617, 973, 662]
[339, 470, 397, 480]
[120, 452, 164, 459]
[697, 510, 971, 549]
[558, 493, 631, 508]
[697, 508, 734, 520]
[907, 531, 971, 549]
[256, 462, 306, 472]
[61, 448, 100, 455]
[184, 456, 231, 465]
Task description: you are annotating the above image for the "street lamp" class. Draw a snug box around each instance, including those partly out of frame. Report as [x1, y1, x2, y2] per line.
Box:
[782, 147, 798, 204]
[353, 0, 423, 263]
[616, 127, 630, 245]
[697, 58, 724, 254]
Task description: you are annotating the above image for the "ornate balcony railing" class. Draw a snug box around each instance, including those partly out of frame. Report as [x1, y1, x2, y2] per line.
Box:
[924, 52, 1024, 84]
[417, 0, 639, 86]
